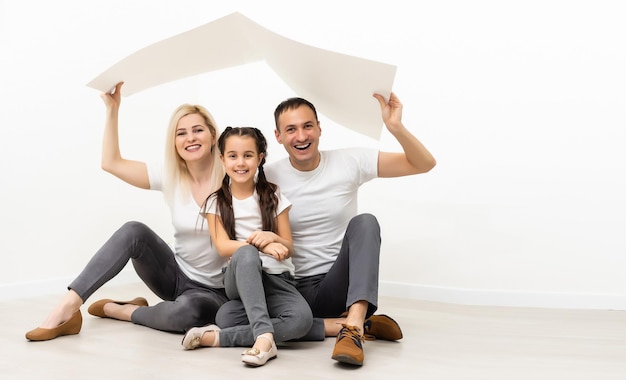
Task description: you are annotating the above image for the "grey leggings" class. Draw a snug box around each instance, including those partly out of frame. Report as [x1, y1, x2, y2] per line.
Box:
[68, 221, 227, 333]
[214, 245, 313, 347]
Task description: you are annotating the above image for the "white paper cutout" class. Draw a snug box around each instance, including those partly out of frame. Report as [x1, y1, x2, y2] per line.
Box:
[86, 12, 396, 139]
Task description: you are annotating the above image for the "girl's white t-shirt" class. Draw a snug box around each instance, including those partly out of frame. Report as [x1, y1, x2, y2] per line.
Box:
[205, 189, 295, 275]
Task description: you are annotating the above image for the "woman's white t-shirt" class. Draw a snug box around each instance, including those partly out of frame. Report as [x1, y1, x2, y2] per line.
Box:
[147, 163, 228, 288]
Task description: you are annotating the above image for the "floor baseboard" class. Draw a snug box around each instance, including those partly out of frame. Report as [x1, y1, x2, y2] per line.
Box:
[379, 281, 626, 310]
[3, 271, 625, 310]
[0, 270, 141, 302]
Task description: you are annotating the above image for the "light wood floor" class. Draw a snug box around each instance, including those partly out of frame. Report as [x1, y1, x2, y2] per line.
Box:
[3, 282, 626, 379]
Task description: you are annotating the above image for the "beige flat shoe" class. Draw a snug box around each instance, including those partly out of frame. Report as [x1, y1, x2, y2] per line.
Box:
[181, 324, 220, 350]
[241, 335, 277, 367]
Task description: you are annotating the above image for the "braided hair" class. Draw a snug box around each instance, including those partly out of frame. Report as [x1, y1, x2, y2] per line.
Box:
[206, 126, 278, 240]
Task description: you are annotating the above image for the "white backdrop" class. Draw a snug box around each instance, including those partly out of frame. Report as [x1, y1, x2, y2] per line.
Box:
[1, 0, 625, 309]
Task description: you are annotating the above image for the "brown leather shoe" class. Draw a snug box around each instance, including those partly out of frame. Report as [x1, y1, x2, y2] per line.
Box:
[331, 324, 364, 366]
[25, 310, 82, 341]
[87, 297, 149, 318]
[363, 314, 403, 341]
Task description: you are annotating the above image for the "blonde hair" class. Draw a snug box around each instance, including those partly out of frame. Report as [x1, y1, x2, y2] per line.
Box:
[163, 104, 224, 206]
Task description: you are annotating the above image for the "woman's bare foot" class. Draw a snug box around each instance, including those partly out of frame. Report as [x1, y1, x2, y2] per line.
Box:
[39, 290, 83, 329]
[102, 303, 141, 321]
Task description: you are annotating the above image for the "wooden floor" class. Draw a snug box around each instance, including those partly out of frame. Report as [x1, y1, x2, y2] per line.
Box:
[3, 282, 626, 379]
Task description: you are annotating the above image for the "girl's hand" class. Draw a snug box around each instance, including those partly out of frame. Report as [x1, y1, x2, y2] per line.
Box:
[246, 230, 277, 250]
[261, 242, 290, 261]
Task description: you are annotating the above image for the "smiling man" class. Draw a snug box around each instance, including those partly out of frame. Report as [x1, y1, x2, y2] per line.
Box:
[261, 92, 436, 366]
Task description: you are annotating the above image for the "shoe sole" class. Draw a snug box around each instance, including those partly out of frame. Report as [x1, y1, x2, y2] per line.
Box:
[242, 355, 277, 367]
[331, 354, 363, 366]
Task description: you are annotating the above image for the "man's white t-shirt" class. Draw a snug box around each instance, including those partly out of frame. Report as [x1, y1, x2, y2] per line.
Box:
[265, 148, 378, 278]
[204, 189, 295, 275]
[148, 163, 228, 288]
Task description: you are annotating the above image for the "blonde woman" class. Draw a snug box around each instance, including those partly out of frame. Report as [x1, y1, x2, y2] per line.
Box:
[25, 82, 228, 341]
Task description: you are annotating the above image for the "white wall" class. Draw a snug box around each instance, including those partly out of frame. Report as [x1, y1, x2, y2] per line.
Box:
[1, 0, 625, 309]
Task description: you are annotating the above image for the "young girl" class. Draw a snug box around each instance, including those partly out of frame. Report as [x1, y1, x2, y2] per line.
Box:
[25, 82, 229, 341]
[182, 127, 312, 367]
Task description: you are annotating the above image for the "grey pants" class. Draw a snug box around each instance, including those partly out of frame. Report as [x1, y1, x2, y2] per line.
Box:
[215, 245, 313, 347]
[68, 221, 227, 333]
[297, 213, 381, 341]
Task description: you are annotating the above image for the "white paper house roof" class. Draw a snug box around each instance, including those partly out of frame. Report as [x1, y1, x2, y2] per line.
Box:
[87, 12, 396, 139]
